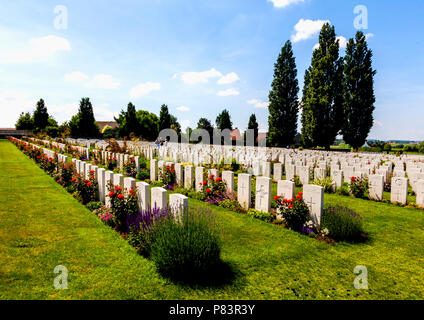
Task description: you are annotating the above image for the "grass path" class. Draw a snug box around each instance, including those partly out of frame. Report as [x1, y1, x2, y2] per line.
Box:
[1, 140, 423, 299]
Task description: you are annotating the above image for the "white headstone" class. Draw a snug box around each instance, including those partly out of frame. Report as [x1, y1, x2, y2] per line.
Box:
[369, 174, 384, 201]
[391, 177, 408, 205]
[237, 173, 251, 210]
[255, 177, 272, 212]
[196, 167, 204, 192]
[169, 194, 189, 219]
[151, 187, 167, 209]
[303, 184, 324, 225]
[184, 165, 194, 189]
[136, 181, 150, 212]
[222, 171, 234, 193]
[277, 180, 295, 200]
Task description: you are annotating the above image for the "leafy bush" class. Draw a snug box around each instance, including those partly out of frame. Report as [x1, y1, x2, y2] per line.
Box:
[218, 199, 246, 213]
[161, 165, 176, 188]
[136, 168, 150, 181]
[144, 208, 222, 282]
[123, 158, 137, 177]
[73, 171, 98, 205]
[321, 206, 364, 241]
[94, 206, 116, 227]
[87, 201, 103, 212]
[314, 177, 335, 193]
[107, 183, 138, 232]
[275, 192, 309, 231]
[188, 190, 207, 201]
[348, 176, 368, 198]
[336, 183, 350, 196]
[290, 174, 302, 187]
[247, 209, 274, 223]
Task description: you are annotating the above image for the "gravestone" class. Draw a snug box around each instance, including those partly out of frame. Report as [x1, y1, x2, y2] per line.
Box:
[369, 174, 384, 201]
[222, 171, 234, 193]
[104, 171, 114, 207]
[263, 162, 271, 178]
[175, 163, 183, 186]
[184, 165, 194, 189]
[273, 163, 283, 181]
[208, 168, 219, 178]
[124, 177, 136, 196]
[416, 180, 424, 207]
[169, 194, 189, 219]
[303, 184, 324, 225]
[277, 180, 295, 200]
[331, 170, 343, 190]
[151, 187, 167, 209]
[150, 159, 158, 182]
[237, 173, 251, 210]
[97, 168, 106, 203]
[391, 177, 408, 205]
[113, 174, 124, 189]
[298, 166, 310, 185]
[285, 164, 296, 181]
[196, 167, 204, 192]
[136, 181, 150, 212]
[314, 168, 326, 180]
[255, 177, 272, 213]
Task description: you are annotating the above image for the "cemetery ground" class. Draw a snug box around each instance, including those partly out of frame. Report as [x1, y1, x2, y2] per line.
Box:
[1, 140, 424, 300]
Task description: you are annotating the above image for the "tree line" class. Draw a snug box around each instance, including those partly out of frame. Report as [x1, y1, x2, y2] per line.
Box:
[268, 24, 376, 151]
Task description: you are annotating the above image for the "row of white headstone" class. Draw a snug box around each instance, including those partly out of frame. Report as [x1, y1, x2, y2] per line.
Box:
[17, 138, 189, 217]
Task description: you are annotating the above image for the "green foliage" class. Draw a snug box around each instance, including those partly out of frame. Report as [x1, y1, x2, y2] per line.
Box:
[136, 110, 159, 141]
[159, 104, 172, 131]
[336, 183, 350, 196]
[115, 102, 138, 137]
[268, 40, 299, 147]
[15, 112, 34, 131]
[195, 118, 214, 143]
[145, 209, 222, 282]
[215, 109, 233, 131]
[136, 168, 150, 181]
[321, 206, 364, 242]
[275, 193, 309, 231]
[419, 142, 424, 154]
[301, 23, 344, 149]
[314, 177, 335, 193]
[219, 199, 246, 214]
[33, 99, 49, 131]
[247, 209, 274, 223]
[341, 31, 376, 151]
[348, 176, 368, 198]
[245, 114, 259, 145]
[70, 98, 100, 138]
[87, 201, 103, 212]
[45, 126, 59, 137]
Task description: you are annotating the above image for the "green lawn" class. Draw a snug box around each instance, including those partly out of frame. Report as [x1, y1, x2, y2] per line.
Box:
[1, 139, 424, 300]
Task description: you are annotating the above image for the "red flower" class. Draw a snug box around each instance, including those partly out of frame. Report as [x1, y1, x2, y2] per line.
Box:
[351, 177, 356, 182]
[115, 186, 122, 191]
[87, 182, 92, 187]
[296, 195, 301, 199]
[206, 188, 211, 193]
[274, 195, 280, 201]
[108, 191, 115, 197]
[72, 178, 76, 182]
[288, 204, 294, 208]
[216, 177, 222, 182]
[90, 170, 94, 174]
[118, 194, 125, 199]
[298, 192, 303, 196]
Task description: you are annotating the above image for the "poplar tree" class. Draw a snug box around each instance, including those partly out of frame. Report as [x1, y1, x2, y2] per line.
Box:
[341, 31, 376, 151]
[301, 23, 344, 149]
[268, 40, 299, 147]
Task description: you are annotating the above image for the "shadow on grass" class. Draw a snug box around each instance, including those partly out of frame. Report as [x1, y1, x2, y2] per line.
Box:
[163, 260, 244, 289]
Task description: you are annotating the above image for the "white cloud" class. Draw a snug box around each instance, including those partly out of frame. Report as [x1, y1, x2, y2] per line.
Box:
[0, 90, 34, 127]
[312, 36, 347, 51]
[180, 120, 191, 131]
[176, 106, 190, 112]
[374, 120, 383, 127]
[64, 71, 89, 83]
[172, 73, 177, 79]
[365, 33, 375, 40]
[217, 88, 240, 96]
[130, 82, 161, 98]
[337, 36, 348, 49]
[217, 72, 240, 85]
[0, 35, 71, 64]
[181, 68, 222, 84]
[291, 19, 329, 43]
[247, 99, 270, 109]
[268, 0, 304, 8]
[86, 74, 120, 89]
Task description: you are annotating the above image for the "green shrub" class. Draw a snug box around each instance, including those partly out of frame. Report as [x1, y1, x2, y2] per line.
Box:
[247, 209, 274, 223]
[314, 177, 335, 193]
[219, 199, 246, 213]
[188, 191, 207, 201]
[275, 192, 309, 231]
[348, 176, 368, 198]
[87, 201, 103, 212]
[145, 208, 222, 282]
[321, 206, 364, 242]
[336, 183, 350, 196]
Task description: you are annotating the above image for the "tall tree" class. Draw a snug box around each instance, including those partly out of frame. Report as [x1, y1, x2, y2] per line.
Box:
[341, 31, 376, 151]
[170, 115, 181, 135]
[136, 110, 159, 141]
[159, 104, 171, 131]
[33, 99, 49, 131]
[15, 112, 34, 130]
[70, 98, 99, 138]
[245, 114, 259, 145]
[196, 118, 214, 140]
[268, 40, 299, 147]
[216, 109, 233, 131]
[115, 102, 139, 137]
[301, 23, 344, 149]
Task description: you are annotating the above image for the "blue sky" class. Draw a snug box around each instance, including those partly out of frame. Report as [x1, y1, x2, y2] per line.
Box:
[1, 0, 423, 140]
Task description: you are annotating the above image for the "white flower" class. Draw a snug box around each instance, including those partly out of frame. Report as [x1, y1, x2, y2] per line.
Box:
[322, 228, 329, 235]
